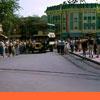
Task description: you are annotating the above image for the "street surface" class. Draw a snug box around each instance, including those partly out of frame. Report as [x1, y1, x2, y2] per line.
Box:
[0, 51, 100, 92]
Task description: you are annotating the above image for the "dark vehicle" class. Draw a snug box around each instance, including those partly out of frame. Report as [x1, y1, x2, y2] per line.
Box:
[32, 34, 55, 53]
[32, 40, 46, 53]
[32, 23, 55, 53]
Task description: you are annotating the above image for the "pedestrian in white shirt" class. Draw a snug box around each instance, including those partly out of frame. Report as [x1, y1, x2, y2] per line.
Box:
[64, 42, 69, 54]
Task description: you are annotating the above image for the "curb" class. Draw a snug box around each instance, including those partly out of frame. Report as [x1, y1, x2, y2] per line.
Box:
[69, 52, 100, 65]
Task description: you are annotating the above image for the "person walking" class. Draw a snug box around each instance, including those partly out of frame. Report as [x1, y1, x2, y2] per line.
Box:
[60, 39, 65, 55]
[88, 36, 94, 58]
[78, 39, 82, 52]
[94, 42, 97, 55]
[8, 41, 12, 57]
[96, 35, 100, 58]
[75, 39, 78, 52]
[82, 39, 87, 57]
[12, 45, 16, 57]
[64, 42, 69, 54]
[57, 39, 61, 53]
[70, 39, 75, 53]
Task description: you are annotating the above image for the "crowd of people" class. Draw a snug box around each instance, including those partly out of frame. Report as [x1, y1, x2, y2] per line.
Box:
[0, 35, 100, 58]
[0, 39, 37, 57]
[56, 36, 100, 58]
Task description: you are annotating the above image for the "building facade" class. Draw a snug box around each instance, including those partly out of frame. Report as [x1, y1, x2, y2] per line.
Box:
[46, 3, 100, 38]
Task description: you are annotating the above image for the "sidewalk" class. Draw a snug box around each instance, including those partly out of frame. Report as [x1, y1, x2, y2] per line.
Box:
[70, 51, 100, 65]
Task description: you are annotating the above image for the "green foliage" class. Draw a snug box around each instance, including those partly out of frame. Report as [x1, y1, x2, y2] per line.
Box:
[0, 0, 20, 36]
[97, 4, 100, 16]
[16, 16, 47, 37]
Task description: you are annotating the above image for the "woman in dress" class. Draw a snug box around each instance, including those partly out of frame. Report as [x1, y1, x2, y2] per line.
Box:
[1, 40, 5, 57]
[78, 39, 82, 52]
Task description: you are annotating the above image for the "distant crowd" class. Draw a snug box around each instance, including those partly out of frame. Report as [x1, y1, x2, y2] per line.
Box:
[56, 36, 100, 58]
[0, 39, 37, 57]
[0, 36, 100, 58]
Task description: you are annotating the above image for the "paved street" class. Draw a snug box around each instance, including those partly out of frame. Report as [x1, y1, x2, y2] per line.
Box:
[0, 52, 100, 92]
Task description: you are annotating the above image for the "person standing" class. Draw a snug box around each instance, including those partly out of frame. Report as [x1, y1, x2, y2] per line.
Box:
[8, 41, 12, 57]
[5, 39, 9, 57]
[15, 41, 19, 55]
[82, 39, 87, 57]
[96, 36, 100, 58]
[64, 42, 69, 54]
[57, 39, 61, 53]
[88, 36, 94, 58]
[12, 45, 16, 57]
[75, 39, 78, 52]
[60, 39, 65, 55]
[94, 42, 97, 55]
[70, 39, 75, 53]
[78, 39, 82, 52]
[0, 40, 5, 57]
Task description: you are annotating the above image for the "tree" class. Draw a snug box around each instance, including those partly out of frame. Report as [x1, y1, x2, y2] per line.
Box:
[66, 0, 86, 4]
[15, 15, 48, 38]
[0, 0, 20, 36]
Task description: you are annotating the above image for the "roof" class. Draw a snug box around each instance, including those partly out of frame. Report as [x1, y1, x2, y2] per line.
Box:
[46, 3, 98, 12]
[0, 34, 8, 39]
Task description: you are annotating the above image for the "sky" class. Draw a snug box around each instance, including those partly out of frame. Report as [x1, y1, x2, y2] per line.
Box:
[18, 0, 98, 17]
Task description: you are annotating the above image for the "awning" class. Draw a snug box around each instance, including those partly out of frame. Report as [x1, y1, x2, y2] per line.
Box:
[84, 23, 87, 26]
[92, 23, 95, 26]
[96, 33, 100, 36]
[0, 34, 8, 39]
[60, 33, 69, 38]
[55, 24, 60, 28]
[88, 23, 92, 26]
[69, 33, 83, 38]
[84, 23, 95, 26]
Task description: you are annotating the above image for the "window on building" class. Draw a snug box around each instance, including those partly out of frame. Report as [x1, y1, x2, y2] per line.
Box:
[93, 26, 95, 29]
[92, 16, 95, 20]
[84, 26, 87, 30]
[84, 16, 87, 20]
[63, 18, 66, 21]
[70, 13, 73, 21]
[88, 16, 91, 20]
[63, 24, 66, 30]
[56, 18, 58, 22]
[97, 25, 100, 29]
[63, 27, 66, 30]
[74, 27, 78, 30]
[74, 17, 78, 21]
[88, 26, 91, 30]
